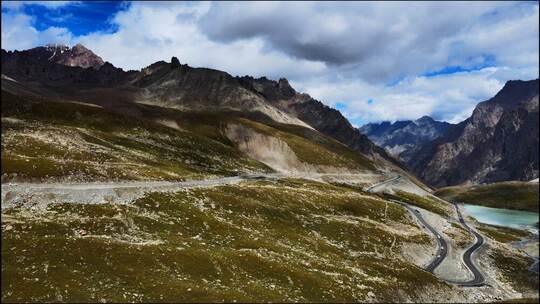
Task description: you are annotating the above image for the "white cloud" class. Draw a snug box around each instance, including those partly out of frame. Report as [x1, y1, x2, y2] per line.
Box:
[293, 66, 535, 124]
[1, 1, 78, 50]
[1, 11, 73, 50]
[199, 1, 538, 82]
[75, 2, 326, 79]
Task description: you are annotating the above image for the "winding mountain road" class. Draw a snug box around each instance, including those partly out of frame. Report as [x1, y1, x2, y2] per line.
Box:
[389, 198, 448, 272]
[365, 175, 486, 286]
[365, 176, 448, 272]
[449, 203, 486, 286]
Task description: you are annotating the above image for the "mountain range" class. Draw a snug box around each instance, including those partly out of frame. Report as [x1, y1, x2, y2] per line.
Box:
[1, 44, 413, 184]
[361, 79, 539, 187]
[360, 116, 454, 162]
[2, 44, 538, 188]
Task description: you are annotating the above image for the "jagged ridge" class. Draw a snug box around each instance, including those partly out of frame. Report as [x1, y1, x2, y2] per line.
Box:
[360, 116, 454, 162]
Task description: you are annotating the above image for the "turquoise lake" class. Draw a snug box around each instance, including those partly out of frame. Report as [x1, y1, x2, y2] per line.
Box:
[463, 204, 539, 230]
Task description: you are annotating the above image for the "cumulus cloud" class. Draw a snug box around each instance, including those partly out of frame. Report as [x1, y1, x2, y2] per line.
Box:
[75, 2, 326, 78]
[0, 1, 538, 124]
[293, 66, 537, 124]
[1, 10, 73, 50]
[199, 1, 538, 82]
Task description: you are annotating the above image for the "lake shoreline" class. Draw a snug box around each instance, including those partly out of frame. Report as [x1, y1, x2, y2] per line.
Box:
[435, 181, 539, 213]
[462, 204, 539, 232]
[461, 204, 539, 276]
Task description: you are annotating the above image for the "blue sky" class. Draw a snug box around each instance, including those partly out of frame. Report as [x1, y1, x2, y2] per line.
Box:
[8, 1, 126, 35]
[2, 1, 130, 36]
[1, 1, 538, 125]
[422, 55, 497, 78]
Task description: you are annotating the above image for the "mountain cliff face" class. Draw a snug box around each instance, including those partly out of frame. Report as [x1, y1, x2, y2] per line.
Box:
[132, 60, 312, 127]
[409, 79, 539, 187]
[360, 116, 453, 162]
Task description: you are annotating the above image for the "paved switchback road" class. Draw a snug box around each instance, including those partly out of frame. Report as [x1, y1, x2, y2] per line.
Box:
[448, 203, 486, 287]
[389, 199, 448, 272]
[365, 176, 486, 287]
[365, 176, 448, 272]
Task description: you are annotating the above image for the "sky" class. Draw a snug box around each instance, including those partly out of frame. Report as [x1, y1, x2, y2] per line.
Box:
[1, 1, 539, 126]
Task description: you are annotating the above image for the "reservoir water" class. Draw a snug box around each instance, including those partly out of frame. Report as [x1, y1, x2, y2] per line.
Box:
[463, 204, 538, 230]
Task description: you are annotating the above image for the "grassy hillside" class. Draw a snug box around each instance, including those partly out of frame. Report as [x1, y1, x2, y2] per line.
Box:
[1, 90, 378, 182]
[477, 224, 533, 243]
[377, 190, 452, 218]
[2, 179, 446, 303]
[434, 181, 539, 212]
[489, 247, 539, 294]
[1, 95, 268, 182]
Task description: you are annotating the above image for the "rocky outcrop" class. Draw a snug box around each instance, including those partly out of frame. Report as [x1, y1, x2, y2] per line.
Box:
[360, 116, 453, 162]
[409, 79, 539, 187]
[170, 57, 181, 69]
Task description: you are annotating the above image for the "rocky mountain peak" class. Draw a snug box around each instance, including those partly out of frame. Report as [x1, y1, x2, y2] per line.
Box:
[39, 43, 105, 69]
[277, 78, 296, 97]
[1, 45, 135, 88]
[360, 117, 453, 161]
[72, 43, 89, 52]
[415, 115, 435, 124]
[45, 43, 70, 51]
